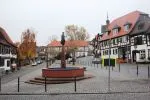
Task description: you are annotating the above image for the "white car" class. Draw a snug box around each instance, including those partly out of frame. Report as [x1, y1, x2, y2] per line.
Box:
[32, 62, 37, 66]
[37, 60, 42, 64]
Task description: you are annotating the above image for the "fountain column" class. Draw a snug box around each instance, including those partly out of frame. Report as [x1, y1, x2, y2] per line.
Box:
[61, 32, 66, 68]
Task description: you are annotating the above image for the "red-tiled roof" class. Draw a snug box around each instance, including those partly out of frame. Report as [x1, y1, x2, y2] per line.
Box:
[48, 40, 88, 47]
[0, 27, 16, 47]
[101, 11, 143, 41]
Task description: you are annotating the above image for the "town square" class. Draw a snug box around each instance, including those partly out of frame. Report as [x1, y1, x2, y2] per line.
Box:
[0, 0, 150, 100]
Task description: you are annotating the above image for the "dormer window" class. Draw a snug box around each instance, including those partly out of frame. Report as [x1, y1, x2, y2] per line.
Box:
[138, 22, 145, 30]
[124, 21, 131, 32]
[124, 25, 130, 31]
[113, 29, 118, 35]
[112, 24, 120, 36]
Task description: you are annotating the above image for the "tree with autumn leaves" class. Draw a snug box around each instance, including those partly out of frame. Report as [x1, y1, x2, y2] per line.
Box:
[17, 29, 36, 64]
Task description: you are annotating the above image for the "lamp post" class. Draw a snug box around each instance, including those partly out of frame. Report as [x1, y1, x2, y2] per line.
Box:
[108, 38, 111, 92]
[46, 46, 48, 68]
[126, 36, 129, 63]
[134, 45, 138, 76]
[118, 39, 121, 72]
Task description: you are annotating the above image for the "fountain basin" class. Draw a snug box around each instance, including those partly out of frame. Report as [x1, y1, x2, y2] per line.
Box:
[42, 67, 84, 78]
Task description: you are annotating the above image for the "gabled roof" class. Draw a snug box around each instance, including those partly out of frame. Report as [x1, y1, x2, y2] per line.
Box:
[101, 11, 143, 41]
[0, 27, 16, 47]
[130, 14, 150, 36]
[48, 40, 88, 47]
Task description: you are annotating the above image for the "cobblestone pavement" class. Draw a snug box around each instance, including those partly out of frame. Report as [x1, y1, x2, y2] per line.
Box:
[0, 93, 150, 100]
[0, 56, 150, 100]
[1, 63, 46, 84]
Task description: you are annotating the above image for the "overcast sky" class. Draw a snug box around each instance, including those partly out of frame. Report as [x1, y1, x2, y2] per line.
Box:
[0, 0, 150, 46]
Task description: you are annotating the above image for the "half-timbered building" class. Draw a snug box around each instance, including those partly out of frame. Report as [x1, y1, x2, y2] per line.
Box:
[0, 27, 17, 72]
[95, 11, 150, 63]
[130, 12, 150, 63]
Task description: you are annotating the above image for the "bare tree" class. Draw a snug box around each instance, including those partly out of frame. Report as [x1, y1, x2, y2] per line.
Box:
[65, 24, 89, 40]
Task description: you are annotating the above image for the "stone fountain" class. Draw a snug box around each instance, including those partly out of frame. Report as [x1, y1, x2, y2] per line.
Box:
[42, 32, 84, 78]
[26, 32, 93, 84]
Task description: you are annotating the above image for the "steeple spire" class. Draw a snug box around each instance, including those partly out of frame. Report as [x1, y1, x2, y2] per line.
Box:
[106, 12, 110, 26]
[107, 12, 109, 20]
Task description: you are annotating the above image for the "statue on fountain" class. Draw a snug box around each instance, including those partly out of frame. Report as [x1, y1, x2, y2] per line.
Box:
[61, 32, 66, 68]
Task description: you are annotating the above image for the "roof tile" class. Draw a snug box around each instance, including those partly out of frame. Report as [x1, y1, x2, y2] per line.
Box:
[101, 11, 143, 40]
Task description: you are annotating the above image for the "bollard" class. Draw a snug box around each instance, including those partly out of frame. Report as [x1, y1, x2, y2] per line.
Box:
[112, 66, 113, 71]
[148, 65, 150, 78]
[18, 77, 20, 92]
[137, 63, 139, 77]
[0, 77, 1, 92]
[97, 63, 98, 68]
[45, 77, 47, 92]
[74, 77, 77, 92]
[119, 63, 120, 72]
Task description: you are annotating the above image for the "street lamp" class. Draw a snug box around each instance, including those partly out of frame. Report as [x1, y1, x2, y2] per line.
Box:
[108, 38, 111, 92]
[118, 39, 121, 72]
[46, 46, 48, 68]
[134, 45, 138, 76]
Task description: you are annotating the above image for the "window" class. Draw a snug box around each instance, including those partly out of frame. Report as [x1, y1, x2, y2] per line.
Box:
[124, 25, 130, 31]
[134, 36, 142, 45]
[140, 50, 145, 59]
[148, 49, 150, 60]
[116, 49, 118, 54]
[7, 61, 10, 67]
[109, 49, 111, 55]
[120, 37, 122, 43]
[138, 23, 144, 30]
[117, 38, 119, 43]
[113, 29, 118, 35]
[113, 39, 115, 45]
[105, 50, 109, 55]
[113, 49, 114, 54]
[123, 36, 126, 42]
[102, 42, 104, 47]
[2, 46, 4, 54]
[105, 50, 107, 55]
[112, 39, 117, 45]
[0, 45, 1, 54]
[0, 57, 4, 67]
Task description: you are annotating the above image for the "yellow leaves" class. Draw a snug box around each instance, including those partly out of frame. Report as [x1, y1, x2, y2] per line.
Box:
[18, 28, 36, 60]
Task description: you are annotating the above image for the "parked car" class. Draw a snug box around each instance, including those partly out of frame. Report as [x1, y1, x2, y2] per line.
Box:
[37, 60, 42, 64]
[32, 62, 37, 66]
